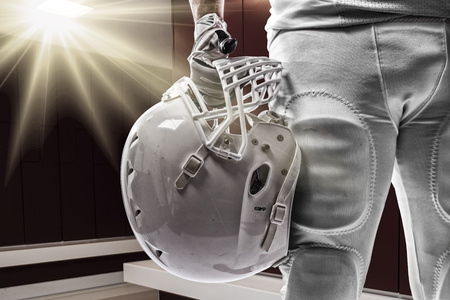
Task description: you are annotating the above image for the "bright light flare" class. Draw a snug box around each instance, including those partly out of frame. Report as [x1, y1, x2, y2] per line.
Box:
[38, 0, 92, 18]
[27, 8, 76, 37]
[0, 0, 173, 182]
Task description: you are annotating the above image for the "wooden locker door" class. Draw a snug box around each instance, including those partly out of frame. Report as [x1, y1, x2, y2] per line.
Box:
[92, 54, 130, 239]
[399, 219, 412, 296]
[91, 53, 124, 170]
[18, 41, 62, 244]
[225, 0, 244, 57]
[0, 40, 25, 247]
[365, 186, 401, 293]
[172, 0, 194, 81]
[242, 0, 270, 56]
[55, 46, 97, 242]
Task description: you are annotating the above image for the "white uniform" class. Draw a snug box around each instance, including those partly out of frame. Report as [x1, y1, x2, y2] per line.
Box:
[266, 2, 450, 300]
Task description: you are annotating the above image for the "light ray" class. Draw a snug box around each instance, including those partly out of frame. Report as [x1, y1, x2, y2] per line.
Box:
[4, 40, 36, 182]
[1, 0, 173, 183]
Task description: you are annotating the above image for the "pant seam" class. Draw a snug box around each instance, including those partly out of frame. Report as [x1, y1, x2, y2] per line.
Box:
[428, 24, 450, 224]
[401, 22, 448, 126]
[430, 116, 450, 224]
[372, 24, 399, 132]
[432, 248, 450, 300]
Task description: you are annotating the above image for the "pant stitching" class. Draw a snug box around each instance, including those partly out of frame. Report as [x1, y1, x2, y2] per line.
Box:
[373, 24, 399, 132]
[430, 115, 450, 224]
[284, 91, 377, 236]
[401, 22, 448, 126]
[432, 248, 450, 300]
[384, 18, 447, 23]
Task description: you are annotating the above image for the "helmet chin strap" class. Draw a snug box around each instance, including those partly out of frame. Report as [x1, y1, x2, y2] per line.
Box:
[175, 144, 210, 190]
[261, 143, 301, 253]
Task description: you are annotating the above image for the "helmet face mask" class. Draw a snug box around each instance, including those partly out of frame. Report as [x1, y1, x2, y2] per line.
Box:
[176, 56, 284, 160]
[121, 56, 301, 283]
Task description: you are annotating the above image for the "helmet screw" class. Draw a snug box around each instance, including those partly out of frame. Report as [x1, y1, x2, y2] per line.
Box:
[252, 139, 259, 146]
[277, 135, 284, 141]
[261, 144, 270, 152]
[224, 138, 230, 145]
[281, 169, 288, 176]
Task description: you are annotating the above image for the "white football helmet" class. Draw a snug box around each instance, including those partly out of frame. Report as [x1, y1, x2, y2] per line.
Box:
[120, 56, 301, 283]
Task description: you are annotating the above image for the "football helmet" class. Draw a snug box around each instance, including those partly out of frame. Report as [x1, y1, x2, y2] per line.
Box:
[120, 56, 301, 283]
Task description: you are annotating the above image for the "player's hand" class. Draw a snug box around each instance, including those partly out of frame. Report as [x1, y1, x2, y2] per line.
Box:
[188, 13, 237, 108]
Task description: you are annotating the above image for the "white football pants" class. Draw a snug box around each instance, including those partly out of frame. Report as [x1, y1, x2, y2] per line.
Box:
[268, 18, 450, 300]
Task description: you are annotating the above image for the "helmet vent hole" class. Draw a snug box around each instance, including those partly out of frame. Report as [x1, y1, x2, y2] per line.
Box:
[249, 164, 270, 195]
[135, 209, 141, 218]
[145, 241, 164, 259]
[131, 134, 139, 145]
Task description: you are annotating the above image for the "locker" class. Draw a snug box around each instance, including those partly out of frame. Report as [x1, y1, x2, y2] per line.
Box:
[0, 123, 24, 246]
[91, 53, 123, 166]
[94, 164, 128, 238]
[243, 0, 270, 56]
[365, 186, 400, 293]
[16, 42, 61, 244]
[17, 42, 58, 163]
[60, 128, 96, 241]
[172, 1, 194, 81]
[21, 126, 62, 244]
[225, 0, 244, 57]
[54, 48, 97, 241]
[146, 65, 173, 106]
[122, 66, 152, 134]
[399, 220, 412, 295]
[0, 38, 24, 247]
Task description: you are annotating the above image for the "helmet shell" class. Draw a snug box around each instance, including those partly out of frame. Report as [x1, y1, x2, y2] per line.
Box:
[121, 79, 300, 283]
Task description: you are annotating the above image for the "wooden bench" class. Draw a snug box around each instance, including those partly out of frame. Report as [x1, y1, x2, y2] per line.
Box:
[124, 260, 411, 300]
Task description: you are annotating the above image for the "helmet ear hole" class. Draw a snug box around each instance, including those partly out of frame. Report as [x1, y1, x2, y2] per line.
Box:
[145, 241, 164, 259]
[127, 161, 134, 176]
[249, 164, 270, 195]
[128, 200, 143, 228]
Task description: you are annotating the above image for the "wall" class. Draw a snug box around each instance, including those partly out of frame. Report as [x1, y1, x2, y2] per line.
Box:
[0, 0, 173, 289]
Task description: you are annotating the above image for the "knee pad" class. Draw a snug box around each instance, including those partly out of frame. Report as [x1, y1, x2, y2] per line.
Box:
[282, 245, 364, 300]
[283, 92, 376, 233]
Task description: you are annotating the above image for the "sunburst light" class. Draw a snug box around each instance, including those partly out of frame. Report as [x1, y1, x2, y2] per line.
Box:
[0, 0, 173, 181]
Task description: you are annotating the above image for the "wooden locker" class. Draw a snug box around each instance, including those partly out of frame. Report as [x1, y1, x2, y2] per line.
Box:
[242, 0, 271, 56]
[55, 47, 96, 242]
[0, 49, 25, 246]
[172, 0, 194, 81]
[91, 53, 123, 168]
[18, 42, 62, 244]
[94, 163, 128, 238]
[225, 0, 244, 57]
[399, 219, 412, 295]
[365, 186, 401, 293]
